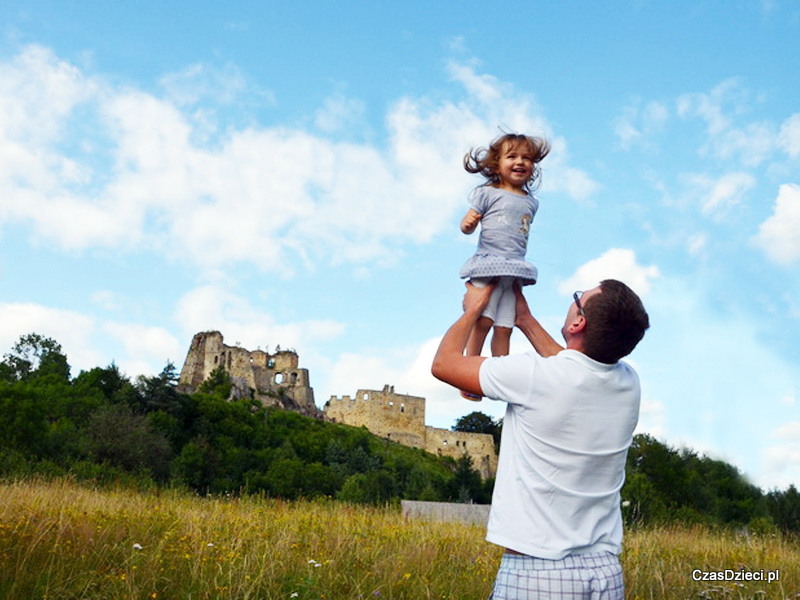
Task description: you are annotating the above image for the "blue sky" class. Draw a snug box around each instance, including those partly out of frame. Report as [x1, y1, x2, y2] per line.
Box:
[2, 1, 799, 490]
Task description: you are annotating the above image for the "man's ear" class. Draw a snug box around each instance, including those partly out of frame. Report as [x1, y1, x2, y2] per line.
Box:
[565, 315, 587, 335]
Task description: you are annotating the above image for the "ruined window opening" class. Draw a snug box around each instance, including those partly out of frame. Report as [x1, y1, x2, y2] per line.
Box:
[443, 439, 448, 446]
[290, 372, 298, 384]
[400, 404, 405, 412]
[214, 355, 218, 365]
[362, 393, 369, 400]
[267, 358, 275, 368]
[389, 401, 394, 407]
[275, 372, 285, 385]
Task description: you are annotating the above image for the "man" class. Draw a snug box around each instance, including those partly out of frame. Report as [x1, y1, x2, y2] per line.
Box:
[432, 280, 649, 600]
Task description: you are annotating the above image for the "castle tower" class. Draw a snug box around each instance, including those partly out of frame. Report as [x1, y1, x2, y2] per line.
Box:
[177, 331, 319, 417]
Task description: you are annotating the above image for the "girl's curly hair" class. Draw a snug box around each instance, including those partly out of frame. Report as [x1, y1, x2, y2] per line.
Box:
[464, 133, 551, 193]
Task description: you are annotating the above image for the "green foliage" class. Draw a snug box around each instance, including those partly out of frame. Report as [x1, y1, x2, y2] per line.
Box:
[197, 365, 233, 398]
[623, 434, 771, 529]
[0, 333, 70, 383]
[445, 454, 486, 503]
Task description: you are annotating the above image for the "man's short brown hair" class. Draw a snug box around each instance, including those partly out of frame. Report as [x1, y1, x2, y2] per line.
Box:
[581, 279, 650, 364]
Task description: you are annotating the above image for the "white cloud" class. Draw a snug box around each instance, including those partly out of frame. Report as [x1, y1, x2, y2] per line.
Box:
[752, 184, 800, 265]
[677, 79, 737, 136]
[173, 285, 345, 355]
[686, 172, 757, 219]
[102, 322, 183, 373]
[0, 47, 596, 273]
[0, 303, 101, 374]
[677, 79, 778, 167]
[687, 233, 708, 256]
[779, 114, 800, 157]
[314, 92, 366, 134]
[159, 62, 252, 107]
[0, 302, 186, 378]
[614, 99, 668, 150]
[772, 421, 800, 439]
[635, 396, 666, 439]
[557, 248, 661, 298]
[762, 441, 800, 490]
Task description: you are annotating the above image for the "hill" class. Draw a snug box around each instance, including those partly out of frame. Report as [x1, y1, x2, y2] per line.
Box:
[1, 332, 799, 531]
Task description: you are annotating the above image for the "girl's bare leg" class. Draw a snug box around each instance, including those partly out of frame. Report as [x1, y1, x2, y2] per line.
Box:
[461, 316, 493, 401]
[465, 316, 493, 357]
[491, 326, 512, 357]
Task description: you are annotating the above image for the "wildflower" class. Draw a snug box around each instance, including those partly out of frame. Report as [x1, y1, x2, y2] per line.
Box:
[290, 594, 299, 599]
[133, 543, 143, 550]
[207, 543, 215, 547]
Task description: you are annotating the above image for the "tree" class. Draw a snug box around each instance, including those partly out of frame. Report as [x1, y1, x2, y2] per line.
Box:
[0, 383, 48, 455]
[448, 454, 485, 503]
[85, 404, 173, 480]
[133, 362, 182, 415]
[0, 333, 70, 383]
[73, 363, 137, 404]
[198, 366, 233, 398]
[453, 411, 501, 448]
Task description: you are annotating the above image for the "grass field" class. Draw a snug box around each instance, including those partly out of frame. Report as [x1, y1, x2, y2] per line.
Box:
[0, 478, 798, 599]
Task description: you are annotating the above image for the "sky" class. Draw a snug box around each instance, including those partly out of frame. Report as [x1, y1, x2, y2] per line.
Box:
[1, 1, 799, 490]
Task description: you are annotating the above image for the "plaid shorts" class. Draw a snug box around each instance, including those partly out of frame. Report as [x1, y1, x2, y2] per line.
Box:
[489, 552, 623, 600]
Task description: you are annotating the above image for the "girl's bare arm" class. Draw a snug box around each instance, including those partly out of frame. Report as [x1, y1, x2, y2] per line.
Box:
[460, 209, 482, 234]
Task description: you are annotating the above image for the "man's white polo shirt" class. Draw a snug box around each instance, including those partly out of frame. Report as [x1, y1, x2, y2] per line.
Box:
[479, 349, 640, 559]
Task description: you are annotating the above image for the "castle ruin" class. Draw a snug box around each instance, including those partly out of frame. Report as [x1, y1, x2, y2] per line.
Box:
[177, 332, 498, 479]
[177, 331, 320, 418]
[324, 385, 497, 479]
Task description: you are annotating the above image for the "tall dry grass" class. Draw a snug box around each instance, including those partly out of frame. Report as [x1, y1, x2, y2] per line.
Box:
[0, 478, 497, 599]
[1, 478, 798, 599]
[623, 524, 799, 599]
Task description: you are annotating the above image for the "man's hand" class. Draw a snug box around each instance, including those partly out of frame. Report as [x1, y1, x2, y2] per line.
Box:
[463, 280, 495, 316]
[513, 283, 533, 328]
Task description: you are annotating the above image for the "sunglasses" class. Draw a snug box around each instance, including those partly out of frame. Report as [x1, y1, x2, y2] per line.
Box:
[573, 291, 586, 317]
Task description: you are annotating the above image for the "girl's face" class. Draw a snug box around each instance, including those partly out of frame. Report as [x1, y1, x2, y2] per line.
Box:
[495, 142, 534, 192]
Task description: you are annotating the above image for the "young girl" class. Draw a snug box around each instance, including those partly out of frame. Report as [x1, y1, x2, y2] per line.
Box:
[459, 133, 550, 400]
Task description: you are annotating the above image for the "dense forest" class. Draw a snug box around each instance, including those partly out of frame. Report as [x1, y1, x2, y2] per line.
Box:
[1, 333, 799, 532]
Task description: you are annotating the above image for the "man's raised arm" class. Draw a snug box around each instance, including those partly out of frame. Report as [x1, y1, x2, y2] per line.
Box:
[514, 284, 564, 358]
[431, 282, 493, 397]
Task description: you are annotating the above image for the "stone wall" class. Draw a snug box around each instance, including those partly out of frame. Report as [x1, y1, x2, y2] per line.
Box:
[424, 426, 498, 481]
[324, 385, 427, 448]
[401, 500, 490, 525]
[324, 385, 498, 479]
